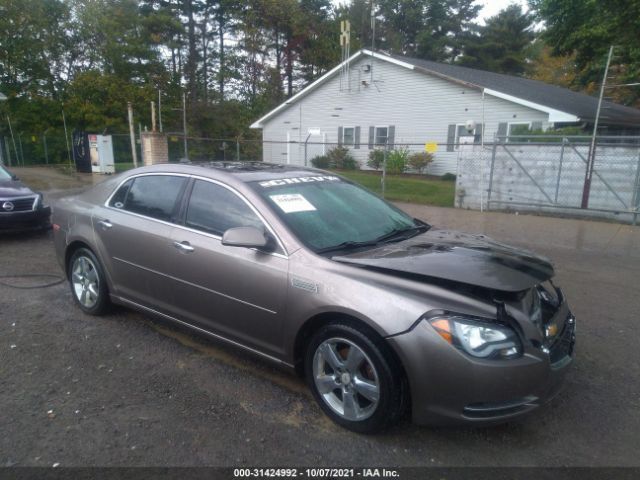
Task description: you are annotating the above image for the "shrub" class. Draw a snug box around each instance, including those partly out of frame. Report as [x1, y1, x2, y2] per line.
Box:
[311, 147, 358, 170]
[327, 146, 358, 170]
[441, 173, 457, 181]
[367, 149, 385, 170]
[385, 148, 409, 175]
[311, 155, 330, 169]
[408, 152, 434, 174]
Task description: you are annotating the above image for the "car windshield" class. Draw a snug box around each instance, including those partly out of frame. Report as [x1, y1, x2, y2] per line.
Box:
[0, 166, 12, 180]
[251, 175, 427, 252]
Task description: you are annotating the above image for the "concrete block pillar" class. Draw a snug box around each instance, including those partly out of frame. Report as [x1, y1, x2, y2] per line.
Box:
[141, 132, 169, 165]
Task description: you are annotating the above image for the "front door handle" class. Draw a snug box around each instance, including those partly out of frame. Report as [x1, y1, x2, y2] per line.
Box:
[173, 241, 195, 253]
[97, 219, 113, 230]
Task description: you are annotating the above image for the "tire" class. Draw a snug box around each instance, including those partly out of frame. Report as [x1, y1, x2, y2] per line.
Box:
[304, 323, 404, 433]
[68, 247, 110, 315]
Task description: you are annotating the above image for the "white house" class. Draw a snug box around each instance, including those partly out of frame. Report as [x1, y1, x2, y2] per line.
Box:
[250, 49, 640, 175]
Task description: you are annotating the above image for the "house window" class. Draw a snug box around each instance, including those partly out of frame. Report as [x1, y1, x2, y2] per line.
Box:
[375, 127, 388, 147]
[343, 127, 355, 146]
[456, 124, 476, 149]
[508, 122, 532, 137]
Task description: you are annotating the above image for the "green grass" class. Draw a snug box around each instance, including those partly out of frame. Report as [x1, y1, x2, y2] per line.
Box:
[115, 162, 135, 173]
[332, 170, 455, 207]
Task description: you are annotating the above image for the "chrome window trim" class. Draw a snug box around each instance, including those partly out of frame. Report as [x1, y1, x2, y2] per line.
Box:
[103, 171, 289, 259]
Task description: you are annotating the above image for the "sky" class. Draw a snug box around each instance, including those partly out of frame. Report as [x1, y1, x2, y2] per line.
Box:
[332, 1, 530, 24]
[477, 0, 529, 23]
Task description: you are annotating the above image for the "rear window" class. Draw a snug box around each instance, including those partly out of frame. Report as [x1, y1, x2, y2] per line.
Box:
[110, 175, 186, 222]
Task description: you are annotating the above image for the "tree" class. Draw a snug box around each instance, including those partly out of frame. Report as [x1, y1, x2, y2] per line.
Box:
[374, 0, 481, 62]
[530, 0, 640, 106]
[458, 5, 535, 75]
[0, 0, 77, 97]
[528, 44, 577, 89]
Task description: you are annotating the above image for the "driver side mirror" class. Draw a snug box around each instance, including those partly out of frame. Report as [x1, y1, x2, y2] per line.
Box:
[221, 226, 270, 250]
[11, 174, 19, 181]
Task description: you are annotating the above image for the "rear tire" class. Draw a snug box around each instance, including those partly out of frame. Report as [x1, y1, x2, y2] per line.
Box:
[68, 248, 110, 315]
[304, 323, 404, 433]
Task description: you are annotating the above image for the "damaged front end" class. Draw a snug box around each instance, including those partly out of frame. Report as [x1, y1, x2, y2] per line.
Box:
[386, 279, 576, 425]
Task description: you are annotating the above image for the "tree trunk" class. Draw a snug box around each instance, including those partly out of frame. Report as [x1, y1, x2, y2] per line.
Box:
[185, 0, 198, 101]
[285, 29, 293, 97]
[218, 8, 225, 101]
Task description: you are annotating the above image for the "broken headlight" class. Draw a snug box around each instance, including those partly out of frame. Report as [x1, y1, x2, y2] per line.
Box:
[429, 315, 521, 359]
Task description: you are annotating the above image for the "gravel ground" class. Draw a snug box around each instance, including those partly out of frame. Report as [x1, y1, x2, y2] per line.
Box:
[1, 167, 639, 467]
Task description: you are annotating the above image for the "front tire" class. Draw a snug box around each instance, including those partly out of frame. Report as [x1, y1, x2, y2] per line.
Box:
[304, 323, 404, 433]
[68, 248, 110, 315]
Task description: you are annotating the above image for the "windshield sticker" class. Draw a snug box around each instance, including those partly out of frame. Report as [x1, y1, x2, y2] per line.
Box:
[270, 194, 317, 213]
[258, 176, 341, 188]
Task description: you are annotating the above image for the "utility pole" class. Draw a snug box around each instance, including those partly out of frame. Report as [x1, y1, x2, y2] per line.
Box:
[151, 101, 157, 132]
[127, 102, 138, 168]
[158, 90, 163, 133]
[581, 45, 614, 209]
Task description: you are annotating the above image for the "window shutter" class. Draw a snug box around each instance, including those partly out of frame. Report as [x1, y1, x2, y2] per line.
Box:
[531, 121, 542, 132]
[446, 124, 456, 152]
[368, 126, 375, 149]
[337, 126, 343, 146]
[387, 126, 395, 149]
[497, 122, 508, 139]
[354, 126, 361, 149]
[474, 123, 483, 144]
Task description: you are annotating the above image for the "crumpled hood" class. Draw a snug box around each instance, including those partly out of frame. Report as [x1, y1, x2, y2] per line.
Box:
[333, 230, 554, 292]
[0, 180, 34, 198]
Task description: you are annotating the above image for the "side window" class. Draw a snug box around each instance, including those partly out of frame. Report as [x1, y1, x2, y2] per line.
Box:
[375, 127, 388, 146]
[123, 175, 186, 222]
[186, 180, 263, 236]
[109, 179, 133, 209]
[343, 127, 355, 146]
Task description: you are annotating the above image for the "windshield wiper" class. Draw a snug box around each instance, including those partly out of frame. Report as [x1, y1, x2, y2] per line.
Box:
[315, 240, 380, 254]
[374, 223, 430, 244]
[316, 222, 430, 254]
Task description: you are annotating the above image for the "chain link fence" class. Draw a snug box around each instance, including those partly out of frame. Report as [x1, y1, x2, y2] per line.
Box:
[4, 129, 639, 224]
[456, 136, 640, 224]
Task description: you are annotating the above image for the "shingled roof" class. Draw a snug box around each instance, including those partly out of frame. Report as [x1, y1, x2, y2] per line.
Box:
[388, 52, 640, 127]
[251, 49, 640, 129]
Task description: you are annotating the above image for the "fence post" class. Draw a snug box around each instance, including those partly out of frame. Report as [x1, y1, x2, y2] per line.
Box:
[633, 152, 640, 226]
[486, 137, 499, 209]
[43, 132, 49, 164]
[18, 133, 24, 166]
[236, 138, 240, 161]
[554, 138, 566, 204]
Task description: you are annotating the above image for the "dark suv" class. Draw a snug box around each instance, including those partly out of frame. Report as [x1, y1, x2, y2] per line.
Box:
[0, 165, 51, 230]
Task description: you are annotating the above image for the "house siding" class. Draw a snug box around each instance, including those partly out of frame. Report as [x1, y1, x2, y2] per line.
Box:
[259, 56, 550, 175]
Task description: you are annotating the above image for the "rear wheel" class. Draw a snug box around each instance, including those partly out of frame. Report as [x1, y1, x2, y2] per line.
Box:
[305, 323, 404, 433]
[68, 248, 110, 315]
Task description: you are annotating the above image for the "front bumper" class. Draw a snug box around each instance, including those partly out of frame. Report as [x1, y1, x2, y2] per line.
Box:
[387, 306, 575, 426]
[0, 206, 51, 230]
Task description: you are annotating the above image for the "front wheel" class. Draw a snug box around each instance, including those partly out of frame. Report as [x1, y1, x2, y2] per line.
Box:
[68, 248, 110, 315]
[304, 323, 405, 433]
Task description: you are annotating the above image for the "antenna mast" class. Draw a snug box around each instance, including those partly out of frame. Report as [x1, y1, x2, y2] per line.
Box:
[340, 20, 351, 91]
[370, 2, 376, 83]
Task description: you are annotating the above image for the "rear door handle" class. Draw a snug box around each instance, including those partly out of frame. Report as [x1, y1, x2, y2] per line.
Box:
[173, 241, 195, 253]
[97, 219, 113, 230]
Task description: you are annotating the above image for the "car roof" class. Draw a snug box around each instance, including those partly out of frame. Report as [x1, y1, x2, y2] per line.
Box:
[129, 162, 329, 184]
